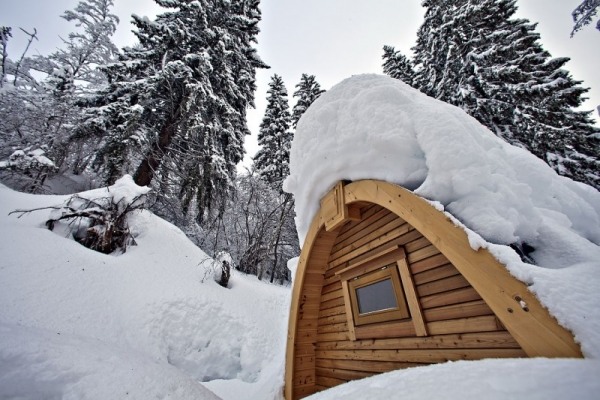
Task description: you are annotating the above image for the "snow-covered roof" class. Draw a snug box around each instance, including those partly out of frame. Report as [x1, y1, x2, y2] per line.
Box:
[284, 74, 600, 357]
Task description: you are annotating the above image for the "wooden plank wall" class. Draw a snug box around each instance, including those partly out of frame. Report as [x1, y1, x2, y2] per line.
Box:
[292, 224, 340, 400]
[312, 204, 526, 393]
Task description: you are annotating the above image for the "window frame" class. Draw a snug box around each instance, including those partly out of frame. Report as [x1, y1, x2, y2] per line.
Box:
[348, 264, 410, 326]
[336, 246, 428, 340]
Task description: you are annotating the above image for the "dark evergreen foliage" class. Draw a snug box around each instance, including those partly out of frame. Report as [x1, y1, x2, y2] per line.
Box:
[382, 45, 415, 87]
[572, 0, 600, 35]
[291, 73, 325, 129]
[404, 0, 600, 189]
[251, 74, 300, 282]
[78, 0, 267, 221]
[254, 74, 292, 191]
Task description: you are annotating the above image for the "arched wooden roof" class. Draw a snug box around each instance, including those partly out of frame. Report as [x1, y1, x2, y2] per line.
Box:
[285, 180, 581, 400]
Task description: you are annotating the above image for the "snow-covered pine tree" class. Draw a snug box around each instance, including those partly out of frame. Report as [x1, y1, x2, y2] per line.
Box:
[412, 0, 458, 99]
[382, 45, 415, 87]
[176, 0, 269, 219]
[80, 0, 266, 221]
[253, 74, 297, 282]
[291, 74, 325, 129]
[0, 0, 119, 192]
[411, 0, 600, 189]
[254, 74, 292, 190]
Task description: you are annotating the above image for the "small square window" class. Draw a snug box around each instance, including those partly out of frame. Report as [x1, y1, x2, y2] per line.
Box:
[348, 264, 410, 326]
[356, 277, 396, 314]
[336, 246, 428, 340]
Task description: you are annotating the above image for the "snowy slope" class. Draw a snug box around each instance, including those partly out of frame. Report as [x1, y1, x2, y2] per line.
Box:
[0, 183, 290, 400]
[284, 74, 600, 358]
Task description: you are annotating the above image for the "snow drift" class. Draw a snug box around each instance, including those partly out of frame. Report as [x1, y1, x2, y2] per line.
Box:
[0, 182, 290, 400]
[305, 358, 600, 400]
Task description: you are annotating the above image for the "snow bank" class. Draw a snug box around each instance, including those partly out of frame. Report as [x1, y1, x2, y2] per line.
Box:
[68, 174, 150, 210]
[0, 322, 220, 400]
[284, 74, 600, 356]
[0, 183, 290, 400]
[305, 358, 600, 400]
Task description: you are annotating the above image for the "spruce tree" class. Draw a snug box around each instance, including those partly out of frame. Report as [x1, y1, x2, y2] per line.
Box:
[254, 74, 292, 190]
[253, 75, 299, 283]
[382, 45, 415, 87]
[410, 0, 600, 189]
[412, 0, 457, 99]
[291, 74, 325, 129]
[79, 0, 266, 219]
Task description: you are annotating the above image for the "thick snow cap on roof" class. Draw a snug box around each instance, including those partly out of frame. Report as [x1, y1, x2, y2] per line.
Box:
[284, 74, 600, 255]
[284, 74, 600, 356]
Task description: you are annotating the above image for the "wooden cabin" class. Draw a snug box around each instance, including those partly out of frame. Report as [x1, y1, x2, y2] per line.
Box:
[285, 180, 582, 400]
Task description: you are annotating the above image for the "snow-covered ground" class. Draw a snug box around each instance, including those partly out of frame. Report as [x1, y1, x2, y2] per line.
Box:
[2, 74, 600, 400]
[0, 183, 289, 400]
[305, 358, 600, 400]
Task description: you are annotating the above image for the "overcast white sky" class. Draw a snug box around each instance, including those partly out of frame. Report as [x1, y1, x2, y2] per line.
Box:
[2, 0, 598, 168]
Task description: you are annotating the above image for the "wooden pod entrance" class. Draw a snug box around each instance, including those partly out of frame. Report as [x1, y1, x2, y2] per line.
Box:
[285, 180, 581, 400]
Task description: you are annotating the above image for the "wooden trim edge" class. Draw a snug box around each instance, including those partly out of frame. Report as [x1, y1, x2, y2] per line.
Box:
[284, 207, 326, 400]
[342, 179, 582, 358]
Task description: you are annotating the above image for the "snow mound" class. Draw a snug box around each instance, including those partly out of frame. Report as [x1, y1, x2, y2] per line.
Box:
[0, 183, 290, 400]
[0, 322, 220, 400]
[305, 358, 600, 400]
[285, 74, 600, 251]
[284, 74, 600, 356]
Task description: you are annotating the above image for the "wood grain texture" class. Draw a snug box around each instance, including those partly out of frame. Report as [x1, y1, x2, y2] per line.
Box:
[287, 180, 581, 400]
[343, 180, 582, 358]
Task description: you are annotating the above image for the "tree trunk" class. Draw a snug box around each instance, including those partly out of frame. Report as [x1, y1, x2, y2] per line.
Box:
[133, 109, 180, 187]
[269, 193, 292, 283]
[218, 260, 231, 288]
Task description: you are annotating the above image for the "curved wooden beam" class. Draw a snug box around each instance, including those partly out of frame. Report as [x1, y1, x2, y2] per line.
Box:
[285, 180, 582, 399]
[342, 180, 582, 358]
[285, 206, 338, 400]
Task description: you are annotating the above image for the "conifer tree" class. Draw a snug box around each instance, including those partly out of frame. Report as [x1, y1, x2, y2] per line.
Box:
[382, 45, 415, 87]
[410, 0, 600, 189]
[291, 74, 325, 129]
[253, 74, 299, 284]
[79, 0, 267, 219]
[412, 0, 457, 99]
[254, 74, 292, 190]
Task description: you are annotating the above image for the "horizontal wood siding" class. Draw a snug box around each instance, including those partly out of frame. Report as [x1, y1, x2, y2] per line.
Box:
[312, 205, 525, 392]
